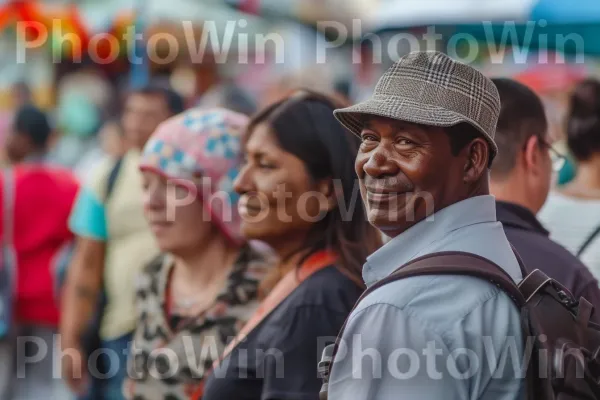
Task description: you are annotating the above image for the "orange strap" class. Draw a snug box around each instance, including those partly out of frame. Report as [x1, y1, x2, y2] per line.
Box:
[189, 250, 337, 399]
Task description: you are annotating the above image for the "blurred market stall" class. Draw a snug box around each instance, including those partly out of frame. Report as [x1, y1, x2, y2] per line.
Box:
[368, 0, 597, 29]
[0, 0, 276, 108]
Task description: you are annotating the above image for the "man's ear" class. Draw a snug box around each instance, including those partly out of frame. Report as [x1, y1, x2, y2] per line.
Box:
[463, 138, 489, 183]
[317, 178, 337, 212]
[523, 135, 542, 175]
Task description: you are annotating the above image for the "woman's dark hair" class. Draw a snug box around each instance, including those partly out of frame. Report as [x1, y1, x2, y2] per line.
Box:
[247, 89, 382, 289]
[566, 79, 600, 161]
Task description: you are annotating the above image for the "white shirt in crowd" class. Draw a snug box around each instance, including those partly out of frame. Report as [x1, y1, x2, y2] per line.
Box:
[538, 191, 600, 283]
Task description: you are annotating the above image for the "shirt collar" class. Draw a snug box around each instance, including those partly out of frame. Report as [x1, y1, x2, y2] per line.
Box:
[363, 195, 498, 286]
[495, 201, 549, 236]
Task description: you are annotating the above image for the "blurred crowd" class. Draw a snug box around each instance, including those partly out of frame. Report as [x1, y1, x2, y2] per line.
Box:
[1, 49, 600, 400]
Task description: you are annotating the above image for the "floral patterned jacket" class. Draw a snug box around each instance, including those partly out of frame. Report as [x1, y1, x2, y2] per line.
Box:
[124, 244, 273, 400]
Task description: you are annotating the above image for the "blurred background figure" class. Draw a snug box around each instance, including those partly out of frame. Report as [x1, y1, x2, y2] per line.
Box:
[0, 105, 79, 400]
[202, 91, 382, 399]
[490, 78, 600, 309]
[10, 82, 32, 108]
[124, 107, 272, 400]
[72, 119, 128, 182]
[196, 82, 257, 116]
[60, 84, 184, 400]
[4, 105, 53, 165]
[51, 93, 102, 169]
[98, 119, 127, 159]
[0, 85, 31, 165]
[539, 79, 600, 281]
[47, 70, 114, 173]
[260, 66, 336, 108]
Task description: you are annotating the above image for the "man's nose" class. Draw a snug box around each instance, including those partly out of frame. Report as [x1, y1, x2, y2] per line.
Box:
[362, 145, 399, 178]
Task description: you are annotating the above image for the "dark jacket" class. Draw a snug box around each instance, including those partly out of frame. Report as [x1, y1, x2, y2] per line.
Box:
[497, 201, 600, 310]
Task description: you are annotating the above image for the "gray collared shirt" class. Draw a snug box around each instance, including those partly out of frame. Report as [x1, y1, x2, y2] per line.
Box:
[329, 195, 525, 400]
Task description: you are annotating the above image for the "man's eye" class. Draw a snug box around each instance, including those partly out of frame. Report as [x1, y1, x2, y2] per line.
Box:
[397, 138, 415, 146]
[361, 134, 377, 142]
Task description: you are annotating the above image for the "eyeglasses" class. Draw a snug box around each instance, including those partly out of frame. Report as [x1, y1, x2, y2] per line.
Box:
[539, 138, 567, 173]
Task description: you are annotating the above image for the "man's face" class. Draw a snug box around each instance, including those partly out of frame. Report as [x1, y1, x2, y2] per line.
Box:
[355, 116, 470, 238]
[122, 93, 172, 149]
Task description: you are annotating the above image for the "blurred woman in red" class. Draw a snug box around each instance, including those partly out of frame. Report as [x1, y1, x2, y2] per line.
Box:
[0, 105, 79, 399]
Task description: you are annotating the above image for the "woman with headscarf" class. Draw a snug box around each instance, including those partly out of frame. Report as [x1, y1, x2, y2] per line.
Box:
[123, 108, 273, 399]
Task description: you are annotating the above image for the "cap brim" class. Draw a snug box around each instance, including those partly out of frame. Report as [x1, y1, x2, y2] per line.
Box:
[333, 94, 498, 160]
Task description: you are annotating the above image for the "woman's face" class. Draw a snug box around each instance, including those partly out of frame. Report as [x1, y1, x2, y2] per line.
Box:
[233, 123, 331, 246]
[142, 171, 213, 254]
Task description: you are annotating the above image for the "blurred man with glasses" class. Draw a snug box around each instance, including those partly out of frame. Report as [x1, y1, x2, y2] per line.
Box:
[490, 78, 600, 310]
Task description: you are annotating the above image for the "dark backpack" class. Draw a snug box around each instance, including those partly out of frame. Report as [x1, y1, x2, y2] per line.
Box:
[319, 250, 600, 400]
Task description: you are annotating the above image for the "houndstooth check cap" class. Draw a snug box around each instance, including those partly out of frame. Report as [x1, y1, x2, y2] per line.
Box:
[334, 51, 501, 161]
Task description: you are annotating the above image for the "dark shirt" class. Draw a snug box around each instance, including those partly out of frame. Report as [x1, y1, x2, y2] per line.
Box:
[202, 265, 363, 400]
[497, 201, 600, 311]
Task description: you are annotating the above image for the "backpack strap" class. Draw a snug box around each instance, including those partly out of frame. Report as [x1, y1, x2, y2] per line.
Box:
[508, 244, 558, 303]
[328, 251, 526, 378]
[105, 156, 124, 202]
[509, 244, 529, 278]
[576, 224, 600, 258]
[360, 251, 525, 308]
[518, 269, 553, 303]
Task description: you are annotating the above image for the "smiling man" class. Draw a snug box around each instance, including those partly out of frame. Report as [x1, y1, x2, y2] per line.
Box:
[327, 51, 525, 399]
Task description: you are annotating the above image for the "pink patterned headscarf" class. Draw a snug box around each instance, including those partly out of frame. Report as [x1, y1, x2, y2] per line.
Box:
[139, 108, 249, 245]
